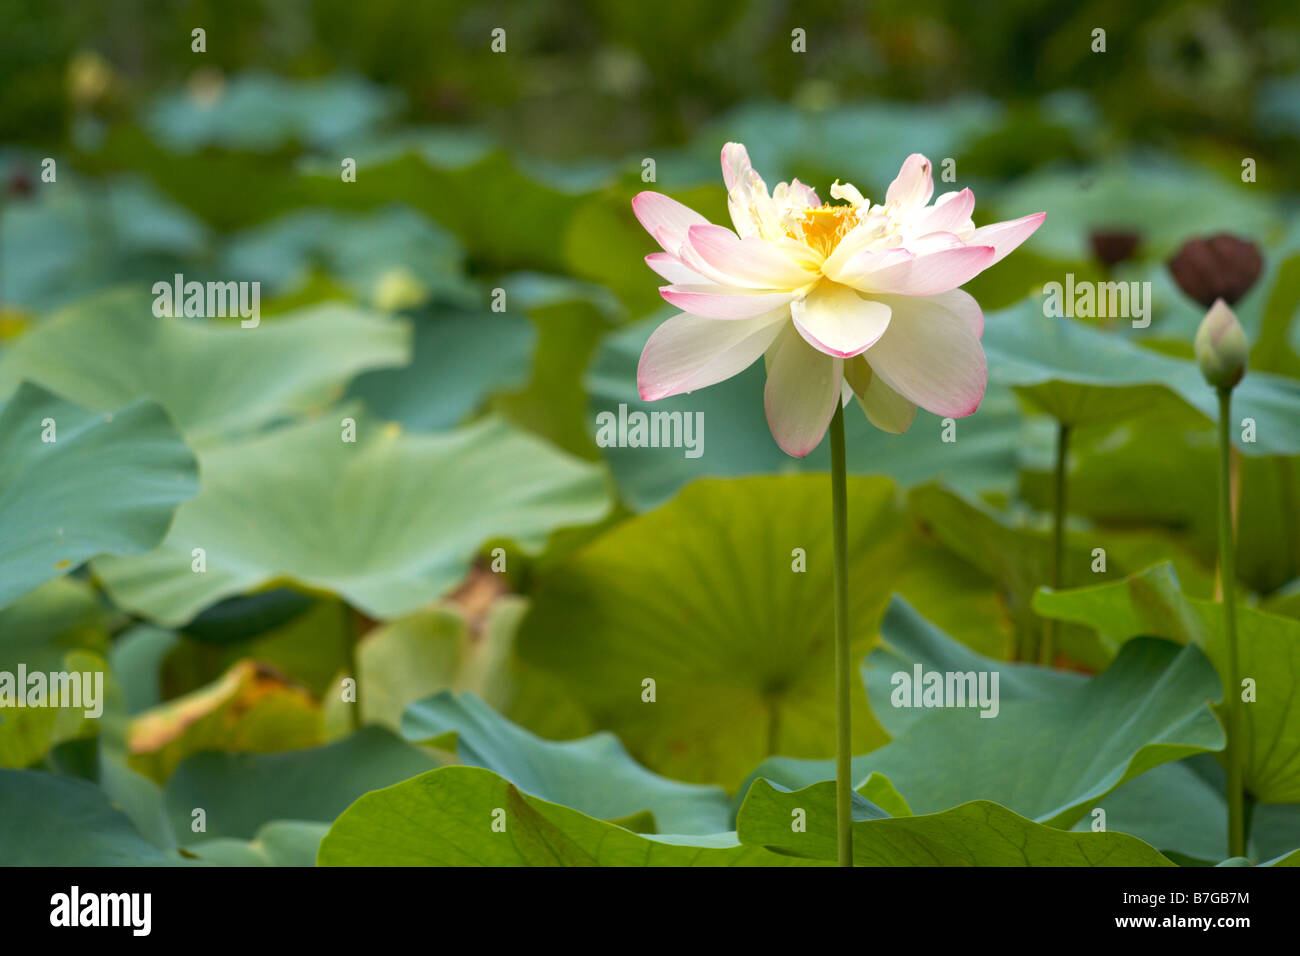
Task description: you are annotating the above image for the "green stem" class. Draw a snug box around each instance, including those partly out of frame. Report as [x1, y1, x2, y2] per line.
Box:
[1217, 388, 1245, 858]
[345, 608, 362, 731]
[1041, 422, 1071, 667]
[828, 402, 852, 867]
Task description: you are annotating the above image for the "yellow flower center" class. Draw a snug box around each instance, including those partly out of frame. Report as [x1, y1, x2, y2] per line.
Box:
[791, 204, 859, 257]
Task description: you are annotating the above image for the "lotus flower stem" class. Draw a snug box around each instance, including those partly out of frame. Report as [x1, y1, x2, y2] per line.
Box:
[1216, 387, 1245, 858]
[1041, 422, 1071, 666]
[828, 401, 853, 867]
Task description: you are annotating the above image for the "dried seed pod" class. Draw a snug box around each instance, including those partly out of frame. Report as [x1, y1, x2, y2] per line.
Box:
[1168, 234, 1263, 308]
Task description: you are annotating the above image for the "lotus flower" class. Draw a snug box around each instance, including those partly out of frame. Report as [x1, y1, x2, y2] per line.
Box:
[633, 144, 1046, 456]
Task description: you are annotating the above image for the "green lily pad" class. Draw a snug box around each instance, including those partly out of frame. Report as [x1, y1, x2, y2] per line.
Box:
[0, 769, 179, 865]
[401, 692, 730, 834]
[163, 726, 440, 841]
[318, 765, 820, 866]
[0, 382, 198, 609]
[1035, 562, 1300, 803]
[1071, 758, 1226, 865]
[0, 290, 410, 448]
[221, 205, 476, 307]
[0, 175, 210, 311]
[184, 820, 329, 867]
[983, 300, 1300, 453]
[93, 412, 611, 625]
[516, 475, 905, 788]
[347, 302, 534, 431]
[1079, 755, 1300, 866]
[143, 71, 399, 153]
[861, 596, 1085, 738]
[736, 778, 1175, 866]
[745, 600, 1224, 828]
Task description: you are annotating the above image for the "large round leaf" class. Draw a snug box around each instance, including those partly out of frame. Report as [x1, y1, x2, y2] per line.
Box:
[184, 820, 329, 867]
[93, 413, 611, 625]
[1077, 756, 1300, 866]
[737, 778, 1176, 866]
[860, 596, 1085, 740]
[746, 598, 1224, 829]
[516, 475, 904, 788]
[0, 290, 410, 447]
[984, 300, 1300, 452]
[0, 382, 198, 608]
[348, 302, 534, 431]
[143, 72, 399, 153]
[1036, 563, 1300, 803]
[0, 769, 178, 865]
[0, 176, 209, 312]
[318, 765, 818, 866]
[164, 726, 439, 841]
[222, 205, 475, 307]
[401, 692, 730, 834]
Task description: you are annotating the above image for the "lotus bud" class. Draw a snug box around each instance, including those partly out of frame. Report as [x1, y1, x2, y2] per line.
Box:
[1194, 298, 1248, 390]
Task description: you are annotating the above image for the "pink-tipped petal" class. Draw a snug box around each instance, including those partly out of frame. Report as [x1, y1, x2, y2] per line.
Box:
[763, 324, 844, 458]
[937, 287, 985, 338]
[790, 282, 892, 358]
[885, 154, 934, 210]
[967, 211, 1047, 266]
[660, 284, 795, 320]
[637, 309, 787, 401]
[684, 224, 814, 289]
[786, 177, 821, 208]
[862, 292, 988, 417]
[721, 142, 755, 191]
[913, 189, 975, 234]
[839, 244, 996, 297]
[632, 191, 711, 254]
[645, 253, 704, 284]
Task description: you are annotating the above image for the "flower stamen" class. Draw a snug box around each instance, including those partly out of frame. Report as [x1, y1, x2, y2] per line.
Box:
[790, 204, 859, 257]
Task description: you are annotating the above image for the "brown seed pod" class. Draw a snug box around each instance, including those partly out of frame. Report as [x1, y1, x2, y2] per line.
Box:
[1089, 228, 1140, 268]
[1167, 234, 1264, 308]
